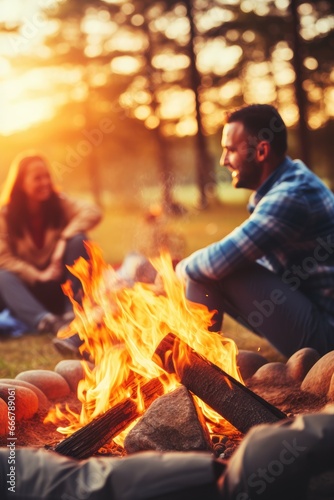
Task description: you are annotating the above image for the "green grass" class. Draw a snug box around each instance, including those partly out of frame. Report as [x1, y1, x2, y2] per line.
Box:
[0, 196, 282, 379]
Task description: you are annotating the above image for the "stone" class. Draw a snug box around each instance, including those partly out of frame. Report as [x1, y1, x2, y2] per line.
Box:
[0, 398, 8, 436]
[237, 350, 268, 380]
[124, 385, 212, 454]
[15, 370, 70, 400]
[54, 360, 89, 393]
[251, 362, 292, 385]
[301, 351, 334, 398]
[326, 373, 334, 402]
[286, 348, 320, 383]
[0, 384, 38, 421]
[0, 378, 50, 412]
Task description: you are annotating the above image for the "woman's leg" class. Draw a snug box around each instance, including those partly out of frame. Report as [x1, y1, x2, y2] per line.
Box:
[52, 234, 90, 356]
[0, 270, 50, 330]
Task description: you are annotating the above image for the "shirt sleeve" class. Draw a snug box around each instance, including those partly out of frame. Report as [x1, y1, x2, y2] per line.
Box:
[59, 195, 103, 240]
[179, 190, 309, 282]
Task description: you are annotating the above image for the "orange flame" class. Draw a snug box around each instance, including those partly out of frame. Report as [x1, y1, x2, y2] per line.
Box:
[45, 242, 243, 440]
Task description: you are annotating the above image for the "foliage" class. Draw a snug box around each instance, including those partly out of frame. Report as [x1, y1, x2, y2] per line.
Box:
[0, 0, 333, 199]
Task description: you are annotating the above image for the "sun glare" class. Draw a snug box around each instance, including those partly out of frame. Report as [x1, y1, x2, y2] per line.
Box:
[0, 0, 332, 138]
[0, 97, 56, 136]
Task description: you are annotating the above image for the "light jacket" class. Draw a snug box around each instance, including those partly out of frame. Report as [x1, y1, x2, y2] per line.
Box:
[0, 193, 102, 284]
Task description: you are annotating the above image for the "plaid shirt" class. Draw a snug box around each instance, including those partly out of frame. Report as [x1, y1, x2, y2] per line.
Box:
[177, 157, 334, 323]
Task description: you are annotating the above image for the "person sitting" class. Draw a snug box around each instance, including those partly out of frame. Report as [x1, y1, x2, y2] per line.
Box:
[175, 104, 334, 358]
[0, 150, 102, 349]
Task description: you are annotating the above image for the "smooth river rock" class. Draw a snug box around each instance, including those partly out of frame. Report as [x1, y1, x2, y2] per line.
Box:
[286, 348, 320, 383]
[301, 351, 334, 398]
[251, 361, 293, 385]
[0, 398, 8, 436]
[0, 378, 50, 411]
[237, 350, 268, 380]
[0, 383, 39, 421]
[15, 369, 70, 400]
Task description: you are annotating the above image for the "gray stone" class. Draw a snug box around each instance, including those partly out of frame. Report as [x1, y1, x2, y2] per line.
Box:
[0, 398, 8, 436]
[251, 362, 292, 385]
[286, 348, 320, 383]
[54, 360, 91, 393]
[124, 385, 212, 454]
[0, 383, 38, 421]
[16, 370, 70, 400]
[0, 378, 50, 411]
[237, 350, 268, 380]
[301, 351, 334, 398]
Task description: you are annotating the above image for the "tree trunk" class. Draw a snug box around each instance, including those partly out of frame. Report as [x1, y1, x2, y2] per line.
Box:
[290, 0, 311, 167]
[184, 0, 216, 208]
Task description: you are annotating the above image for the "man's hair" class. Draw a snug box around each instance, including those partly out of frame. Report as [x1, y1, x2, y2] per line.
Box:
[226, 104, 288, 157]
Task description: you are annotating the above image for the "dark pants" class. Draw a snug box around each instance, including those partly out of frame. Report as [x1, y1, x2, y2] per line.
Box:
[185, 262, 334, 357]
[0, 234, 89, 330]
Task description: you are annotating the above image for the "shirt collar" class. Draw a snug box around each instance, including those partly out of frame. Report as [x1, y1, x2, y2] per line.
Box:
[248, 156, 293, 212]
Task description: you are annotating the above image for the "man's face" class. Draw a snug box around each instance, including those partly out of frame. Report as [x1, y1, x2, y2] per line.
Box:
[220, 121, 262, 190]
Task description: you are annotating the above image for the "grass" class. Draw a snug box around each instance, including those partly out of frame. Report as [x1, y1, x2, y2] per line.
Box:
[0, 194, 283, 379]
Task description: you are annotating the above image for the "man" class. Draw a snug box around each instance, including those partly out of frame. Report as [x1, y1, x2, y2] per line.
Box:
[176, 104, 334, 357]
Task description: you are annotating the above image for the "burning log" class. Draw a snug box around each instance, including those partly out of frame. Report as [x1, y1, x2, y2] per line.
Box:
[53, 377, 163, 459]
[154, 333, 287, 434]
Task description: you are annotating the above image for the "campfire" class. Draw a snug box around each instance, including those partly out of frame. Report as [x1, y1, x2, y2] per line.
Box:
[43, 243, 285, 458]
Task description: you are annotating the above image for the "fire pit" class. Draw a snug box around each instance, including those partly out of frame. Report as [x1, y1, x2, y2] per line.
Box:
[1, 243, 334, 499]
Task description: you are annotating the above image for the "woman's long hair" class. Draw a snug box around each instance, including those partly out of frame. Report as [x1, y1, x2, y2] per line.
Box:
[0, 151, 66, 238]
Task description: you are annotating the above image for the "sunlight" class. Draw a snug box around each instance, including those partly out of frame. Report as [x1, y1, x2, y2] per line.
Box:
[0, 0, 40, 25]
[197, 40, 243, 75]
[0, 66, 80, 135]
[158, 88, 195, 120]
[218, 80, 242, 103]
[104, 28, 147, 52]
[175, 117, 197, 137]
[152, 53, 190, 72]
[0, 97, 56, 136]
[110, 56, 144, 75]
[196, 7, 235, 33]
[324, 87, 334, 117]
[280, 104, 299, 127]
[0, 0, 332, 141]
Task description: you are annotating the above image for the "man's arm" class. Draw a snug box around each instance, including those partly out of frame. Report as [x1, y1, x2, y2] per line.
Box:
[177, 191, 308, 283]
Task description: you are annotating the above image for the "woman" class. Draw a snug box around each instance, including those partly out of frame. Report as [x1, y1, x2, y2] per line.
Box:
[0, 151, 102, 346]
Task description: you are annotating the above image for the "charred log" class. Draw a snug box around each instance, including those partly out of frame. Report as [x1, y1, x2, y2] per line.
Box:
[154, 333, 287, 434]
[53, 378, 163, 459]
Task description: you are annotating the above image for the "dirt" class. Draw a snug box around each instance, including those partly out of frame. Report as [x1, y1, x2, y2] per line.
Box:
[1, 380, 327, 459]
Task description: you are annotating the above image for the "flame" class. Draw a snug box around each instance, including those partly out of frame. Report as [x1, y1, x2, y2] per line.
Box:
[45, 242, 243, 441]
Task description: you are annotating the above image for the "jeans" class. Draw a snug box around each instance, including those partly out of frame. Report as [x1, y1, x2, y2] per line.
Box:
[185, 262, 334, 357]
[0, 234, 89, 330]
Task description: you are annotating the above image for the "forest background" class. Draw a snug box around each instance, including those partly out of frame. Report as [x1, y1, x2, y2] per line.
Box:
[0, 0, 333, 224]
[0, 0, 333, 374]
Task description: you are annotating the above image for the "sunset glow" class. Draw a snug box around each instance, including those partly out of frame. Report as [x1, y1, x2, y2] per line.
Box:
[0, 1, 332, 138]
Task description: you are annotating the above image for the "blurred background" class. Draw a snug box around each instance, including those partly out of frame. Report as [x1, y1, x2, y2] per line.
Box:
[0, 0, 333, 264]
[1, 0, 333, 373]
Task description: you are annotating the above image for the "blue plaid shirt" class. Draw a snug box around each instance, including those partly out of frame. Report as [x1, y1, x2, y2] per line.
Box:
[177, 157, 334, 323]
